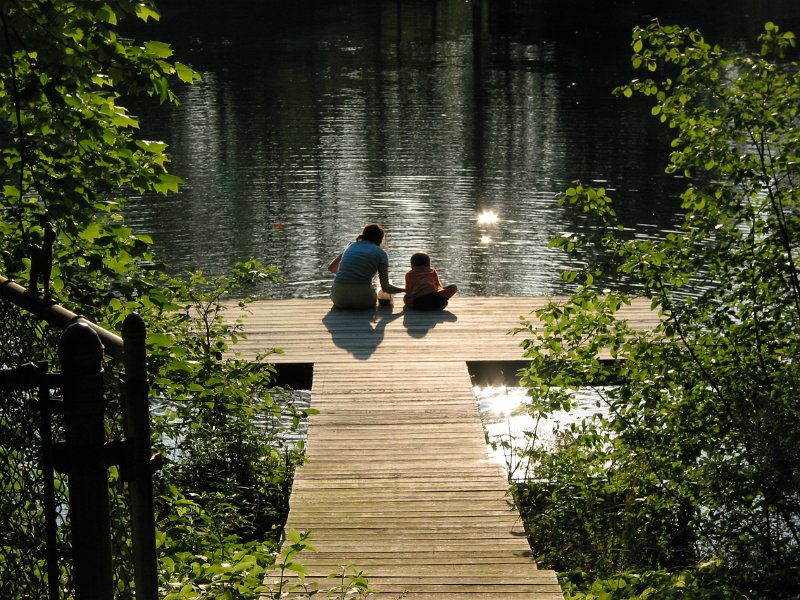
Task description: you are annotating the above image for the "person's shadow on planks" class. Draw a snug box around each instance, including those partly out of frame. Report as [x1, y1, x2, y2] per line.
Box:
[322, 306, 403, 360]
[401, 308, 457, 339]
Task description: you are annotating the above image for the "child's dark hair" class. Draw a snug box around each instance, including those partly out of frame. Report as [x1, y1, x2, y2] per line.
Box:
[357, 223, 385, 245]
[410, 252, 430, 267]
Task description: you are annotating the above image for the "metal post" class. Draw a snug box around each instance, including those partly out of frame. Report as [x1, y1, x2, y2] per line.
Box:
[36, 361, 60, 600]
[121, 313, 158, 599]
[58, 321, 113, 600]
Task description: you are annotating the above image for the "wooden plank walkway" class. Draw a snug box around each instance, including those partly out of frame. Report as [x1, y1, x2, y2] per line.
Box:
[235, 297, 657, 599]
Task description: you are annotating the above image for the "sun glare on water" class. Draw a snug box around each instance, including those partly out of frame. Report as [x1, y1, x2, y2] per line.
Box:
[476, 210, 499, 225]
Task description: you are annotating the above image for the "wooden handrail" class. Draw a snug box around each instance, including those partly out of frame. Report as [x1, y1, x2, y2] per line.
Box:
[0, 275, 123, 361]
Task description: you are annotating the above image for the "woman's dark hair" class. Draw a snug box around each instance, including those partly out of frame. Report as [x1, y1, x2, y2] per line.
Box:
[410, 252, 430, 267]
[357, 223, 385, 245]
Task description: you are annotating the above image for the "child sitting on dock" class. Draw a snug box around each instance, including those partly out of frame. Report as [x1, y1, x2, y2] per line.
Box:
[403, 252, 458, 310]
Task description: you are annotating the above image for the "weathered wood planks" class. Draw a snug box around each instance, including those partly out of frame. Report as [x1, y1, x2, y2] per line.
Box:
[235, 296, 655, 365]
[238, 297, 658, 599]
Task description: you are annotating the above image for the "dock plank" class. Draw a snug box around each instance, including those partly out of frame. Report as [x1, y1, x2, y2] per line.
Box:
[241, 297, 658, 599]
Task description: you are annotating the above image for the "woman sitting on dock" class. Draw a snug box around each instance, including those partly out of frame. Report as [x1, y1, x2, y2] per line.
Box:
[328, 223, 405, 309]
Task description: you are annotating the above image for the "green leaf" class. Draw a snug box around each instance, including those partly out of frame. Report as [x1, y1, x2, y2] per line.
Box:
[175, 61, 200, 84]
[135, 139, 168, 154]
[152, 173, 183, 194]
[96, 4, 117, 24]
[135, 3, 161, 22]
[144, 40, 173, 59]
[521, 22, 800, 598]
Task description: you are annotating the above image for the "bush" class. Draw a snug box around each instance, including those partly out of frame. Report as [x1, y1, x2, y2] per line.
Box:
[516, 21, 800, 598]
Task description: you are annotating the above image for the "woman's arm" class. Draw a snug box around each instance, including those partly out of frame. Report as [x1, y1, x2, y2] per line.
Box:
[328, 253, 343, 274]
[378, 263, 405, 294]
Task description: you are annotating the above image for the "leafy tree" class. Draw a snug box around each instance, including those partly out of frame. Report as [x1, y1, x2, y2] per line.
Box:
[516, 21, 800, 598]
[0, 0, 198, 306]
[0, 3, 311, 597]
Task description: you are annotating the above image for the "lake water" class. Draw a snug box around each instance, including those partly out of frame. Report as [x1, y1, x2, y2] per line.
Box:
[124, 0, 800, 299]
[476, 384, 610, 478]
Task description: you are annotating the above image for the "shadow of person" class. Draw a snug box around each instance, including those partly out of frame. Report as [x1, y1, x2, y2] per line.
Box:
[322, 306, 403, 360]
[402, 308, 458, 339]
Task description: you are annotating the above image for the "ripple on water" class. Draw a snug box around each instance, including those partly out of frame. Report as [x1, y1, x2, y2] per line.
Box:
[475, 385, 609, 481]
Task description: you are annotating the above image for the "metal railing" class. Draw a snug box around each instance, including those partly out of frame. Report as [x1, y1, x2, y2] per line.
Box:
[0, 275, 157, 599]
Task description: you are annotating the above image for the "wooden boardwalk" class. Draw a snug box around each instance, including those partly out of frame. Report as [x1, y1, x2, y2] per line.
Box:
[234, 297, 656, 599]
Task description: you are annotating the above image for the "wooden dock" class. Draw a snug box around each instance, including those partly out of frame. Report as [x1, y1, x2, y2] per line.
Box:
[234, 297, 656, 599]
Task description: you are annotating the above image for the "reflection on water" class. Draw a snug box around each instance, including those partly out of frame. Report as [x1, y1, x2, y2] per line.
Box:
[476, 211, 499, 225]
[276, 390, 312, 447]
[476, 385, 607, 480]
[123, 0, 800, 298]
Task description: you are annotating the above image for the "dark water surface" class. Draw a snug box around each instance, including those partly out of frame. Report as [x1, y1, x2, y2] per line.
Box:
[124, 0, 800, 298]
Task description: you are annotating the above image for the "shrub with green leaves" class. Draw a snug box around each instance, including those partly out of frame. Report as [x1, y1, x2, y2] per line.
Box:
[517, 21, 800, 598]
[0, 3, 311, 597]
[111, 262, 316, 598]
[142, 263, 308, 540]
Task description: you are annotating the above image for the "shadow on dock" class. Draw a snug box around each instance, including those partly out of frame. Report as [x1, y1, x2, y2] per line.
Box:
[321, 307, 402, 360]
[402, 308, 457, 338]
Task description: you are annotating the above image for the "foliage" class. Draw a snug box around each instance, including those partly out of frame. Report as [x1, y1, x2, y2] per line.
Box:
[0, 3, 315, 597]
[156, 486, 276, 599]
[0, 0, 198, 308]
[559, 566, 736, 600]
[120, 263, 314, 598]
[138, 263, 307, 540]
[516, 21, 800, 598]
[266, 529, 378, 600]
